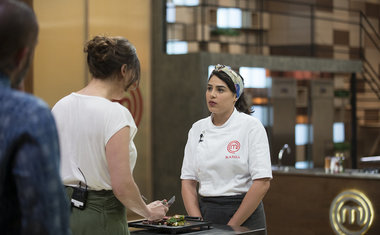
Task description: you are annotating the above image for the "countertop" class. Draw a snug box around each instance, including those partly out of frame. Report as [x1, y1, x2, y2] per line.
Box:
[272, 166, 380, 179]
[130, 224, 266, 235]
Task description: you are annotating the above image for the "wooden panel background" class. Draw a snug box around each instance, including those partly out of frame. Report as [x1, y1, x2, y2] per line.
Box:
[263, 172, 380, 234]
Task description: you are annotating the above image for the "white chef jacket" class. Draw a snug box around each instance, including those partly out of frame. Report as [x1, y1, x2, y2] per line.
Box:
[181, 108, 272, 196]
[52, 93, 137, 190]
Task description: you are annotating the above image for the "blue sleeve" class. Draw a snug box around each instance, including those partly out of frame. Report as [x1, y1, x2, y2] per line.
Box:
[12, 112, 71, 235]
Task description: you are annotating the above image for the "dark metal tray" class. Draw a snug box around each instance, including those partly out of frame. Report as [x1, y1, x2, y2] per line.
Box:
[128, 217, 212, 234]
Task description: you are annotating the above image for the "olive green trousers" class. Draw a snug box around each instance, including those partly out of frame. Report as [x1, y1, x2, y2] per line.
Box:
[66, 187, 130, 235]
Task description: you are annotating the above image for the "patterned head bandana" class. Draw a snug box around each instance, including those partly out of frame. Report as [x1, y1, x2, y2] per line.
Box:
[214, 64, 244, 99]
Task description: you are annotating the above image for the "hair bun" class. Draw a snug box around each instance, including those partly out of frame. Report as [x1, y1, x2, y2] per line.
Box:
[85, 36, 116, 62]
[84, 35, 140, 83]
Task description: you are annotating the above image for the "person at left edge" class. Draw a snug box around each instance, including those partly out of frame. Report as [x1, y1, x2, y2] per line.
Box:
[0, 1, 71, 235]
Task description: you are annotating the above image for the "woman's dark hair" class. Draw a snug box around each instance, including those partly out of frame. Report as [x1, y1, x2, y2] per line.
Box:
[84, 35, 140, 89]
[209, 70, 252, 114]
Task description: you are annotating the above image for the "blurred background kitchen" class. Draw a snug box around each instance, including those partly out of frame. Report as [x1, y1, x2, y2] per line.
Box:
[21, 0, 380, 234]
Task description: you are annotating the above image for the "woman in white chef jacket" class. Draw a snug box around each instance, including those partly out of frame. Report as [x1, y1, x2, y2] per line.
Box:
[181, 64, 272, 231]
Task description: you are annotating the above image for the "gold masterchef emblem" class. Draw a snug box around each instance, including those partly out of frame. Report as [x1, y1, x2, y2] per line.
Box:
[329, 189, 374, 235]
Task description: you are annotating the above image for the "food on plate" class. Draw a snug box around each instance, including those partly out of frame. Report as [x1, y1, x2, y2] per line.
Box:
[166, 215, 186, 226]
[142, 215, 186, 226]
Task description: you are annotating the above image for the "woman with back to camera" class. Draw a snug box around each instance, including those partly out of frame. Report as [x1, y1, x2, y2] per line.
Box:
[52, 35, 168, 235]
[181, 64, 272, 232]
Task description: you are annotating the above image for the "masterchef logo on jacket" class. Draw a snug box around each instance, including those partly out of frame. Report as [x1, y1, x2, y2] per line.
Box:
[225, 140, 241, 159]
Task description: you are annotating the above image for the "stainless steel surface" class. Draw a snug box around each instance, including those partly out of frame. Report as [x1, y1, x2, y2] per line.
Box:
[142, 195, 176, 207]
[166, 195, 175, 207]
[278, 144, 291, 168]
[271, 78, 296, 167]
[361, 156, 380, 162]
[311, 80, 334, 167]
[272, 166, 380, 179]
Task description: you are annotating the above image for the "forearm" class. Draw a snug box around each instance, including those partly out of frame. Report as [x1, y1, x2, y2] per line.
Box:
[181, 179, 202, 217]
[228, 179, 270, 226]
[107, 127, 167, 221]
[107, 127, 150, 219]
[113, 178, 150, 218]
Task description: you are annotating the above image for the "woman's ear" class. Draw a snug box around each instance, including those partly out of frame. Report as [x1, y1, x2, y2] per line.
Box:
[120, 64, 128, 77]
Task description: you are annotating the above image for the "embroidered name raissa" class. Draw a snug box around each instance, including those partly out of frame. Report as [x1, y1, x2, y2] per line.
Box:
[225, 155, 240, 159]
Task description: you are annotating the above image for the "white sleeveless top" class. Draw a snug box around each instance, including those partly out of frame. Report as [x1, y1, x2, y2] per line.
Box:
[52, 93, 137, 190]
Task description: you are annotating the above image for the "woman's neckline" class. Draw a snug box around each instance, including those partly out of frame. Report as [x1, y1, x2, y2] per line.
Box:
[210, 108, 236, 128]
